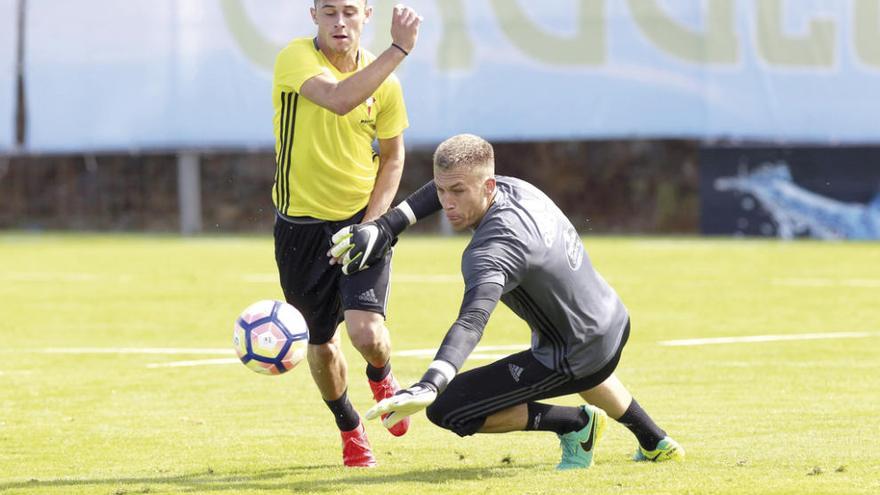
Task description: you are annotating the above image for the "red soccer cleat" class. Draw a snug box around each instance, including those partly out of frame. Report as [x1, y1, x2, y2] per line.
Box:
[368, 372, 410, 437]
[340, 421, 377, 467]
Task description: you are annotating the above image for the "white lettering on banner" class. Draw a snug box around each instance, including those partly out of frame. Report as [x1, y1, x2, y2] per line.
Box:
[221, 0, 880, 71]
[19, 0, 880, 152]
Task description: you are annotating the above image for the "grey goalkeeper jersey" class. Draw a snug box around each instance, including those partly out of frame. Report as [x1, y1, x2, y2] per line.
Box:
[462, 176, 629, 378]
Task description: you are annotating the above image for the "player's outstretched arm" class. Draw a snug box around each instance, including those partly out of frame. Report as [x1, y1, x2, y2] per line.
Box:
[329, 180, 441, 274]
[365, 283, 503, 428]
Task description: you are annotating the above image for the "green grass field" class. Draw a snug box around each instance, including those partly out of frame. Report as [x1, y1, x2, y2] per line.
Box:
[1, 234, 878, 495]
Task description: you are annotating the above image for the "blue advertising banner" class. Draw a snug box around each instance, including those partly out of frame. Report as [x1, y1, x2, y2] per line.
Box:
[24, 0, 276, 152]
[21, 0, 880, 152]
[0, 0, 16, 152]
[700, 147, 880, 239]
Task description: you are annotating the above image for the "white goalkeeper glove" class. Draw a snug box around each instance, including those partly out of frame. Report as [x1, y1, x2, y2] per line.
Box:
[328, 218, 395, 275]
[364, 381, 438, 429]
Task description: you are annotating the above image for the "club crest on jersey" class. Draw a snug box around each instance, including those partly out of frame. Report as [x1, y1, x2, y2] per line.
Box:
[564, 225, 584, 271]
[360, 96, 377, 130]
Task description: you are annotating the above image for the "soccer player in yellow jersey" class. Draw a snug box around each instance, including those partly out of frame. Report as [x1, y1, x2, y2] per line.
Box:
[271, 0, 421, 467]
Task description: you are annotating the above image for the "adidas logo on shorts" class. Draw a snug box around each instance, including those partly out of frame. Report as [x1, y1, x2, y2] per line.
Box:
[508, 363, 524, 382]
[532, 412, 542, 429]
[357, 289, 379, 304]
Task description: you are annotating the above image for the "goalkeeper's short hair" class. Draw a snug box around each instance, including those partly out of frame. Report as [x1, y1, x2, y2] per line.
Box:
[433, 134, 495, 178]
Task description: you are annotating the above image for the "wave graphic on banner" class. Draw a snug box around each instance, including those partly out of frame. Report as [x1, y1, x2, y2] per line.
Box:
[714, 164, 880, 240]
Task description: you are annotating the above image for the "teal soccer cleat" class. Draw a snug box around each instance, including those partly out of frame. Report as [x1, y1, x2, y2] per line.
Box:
[633, 436, 685, 462]
[556, 405, 607, 470]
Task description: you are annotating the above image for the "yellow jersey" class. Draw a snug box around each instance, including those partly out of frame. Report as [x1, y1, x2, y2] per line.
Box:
[271, 37, 409, 220]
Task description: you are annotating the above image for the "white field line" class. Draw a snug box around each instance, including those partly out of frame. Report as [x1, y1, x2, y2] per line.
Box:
[36, 346, 526, 358]
[144, 353, 514, 369]
[141, 353, 516, 369]
[23, 331, 878, 369]
[242, 273, 459, 284]
[7, 273, 876, 288]
[659, 331, 880, 347]
[3, 272, 459, 285]
[2, 272, 133, 283]
[394, 344, 525, 357]
[147, 358, 241, 369]
[771, 277, 880, 288]
[26, 344, 524, 369]
[42, 348, 233, 355]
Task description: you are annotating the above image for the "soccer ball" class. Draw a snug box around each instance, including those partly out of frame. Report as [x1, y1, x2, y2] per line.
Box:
[233, 300, 309, 375]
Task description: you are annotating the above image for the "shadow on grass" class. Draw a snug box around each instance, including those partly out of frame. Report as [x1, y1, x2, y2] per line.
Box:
[0, 462, 541, 493]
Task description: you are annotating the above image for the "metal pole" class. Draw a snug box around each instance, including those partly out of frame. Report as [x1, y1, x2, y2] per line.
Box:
[177, 152, 202, 235]
[15, 0, 27, 148]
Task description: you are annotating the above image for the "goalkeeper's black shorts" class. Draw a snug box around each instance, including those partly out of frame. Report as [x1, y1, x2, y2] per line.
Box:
[426, 320, 630, 437]
[273, 209, 392, 345]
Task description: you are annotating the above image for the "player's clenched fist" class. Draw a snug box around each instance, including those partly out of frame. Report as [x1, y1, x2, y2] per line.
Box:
[390, 4, 422, 54]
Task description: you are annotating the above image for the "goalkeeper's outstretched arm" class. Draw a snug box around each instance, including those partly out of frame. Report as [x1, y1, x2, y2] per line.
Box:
[427, 282, 504, 382]
[365, 281, 503, 427]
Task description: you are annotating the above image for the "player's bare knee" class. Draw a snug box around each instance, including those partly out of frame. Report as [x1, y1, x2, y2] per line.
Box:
[346, 318, 387, 353]
[345, 312, 384, 333]
[307, 337, 341, 364]
[349, 332, 380, 355]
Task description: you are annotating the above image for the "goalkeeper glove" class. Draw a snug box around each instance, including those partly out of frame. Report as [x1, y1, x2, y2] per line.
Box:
[365, 381, 438, 429]
[363, 360, 456, 428]
[329, 217, 395, 275]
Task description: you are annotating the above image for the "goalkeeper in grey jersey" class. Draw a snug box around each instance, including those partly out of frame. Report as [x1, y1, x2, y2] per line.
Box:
[329, 134, 684, 469]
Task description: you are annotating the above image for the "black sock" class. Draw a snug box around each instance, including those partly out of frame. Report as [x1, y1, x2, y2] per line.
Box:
[366, 361, 391, 382]
[617, 399, 666, 450]
[524, 402, 589, 435]
[324, 389, 360, 432]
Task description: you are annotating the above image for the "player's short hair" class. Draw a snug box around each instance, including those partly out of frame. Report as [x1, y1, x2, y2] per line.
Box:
[314, 0, 368, 6]
[433, 134, 495, 176]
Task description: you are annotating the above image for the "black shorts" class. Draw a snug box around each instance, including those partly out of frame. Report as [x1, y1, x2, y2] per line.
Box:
[425, 320, 630, 437]
[274, 211, 391, 345]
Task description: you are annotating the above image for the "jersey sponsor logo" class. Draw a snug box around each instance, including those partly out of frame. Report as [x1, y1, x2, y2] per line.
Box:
[357, 288, 379, 304]
[508, 363, 524, 382]
[564, 225, 583, 271]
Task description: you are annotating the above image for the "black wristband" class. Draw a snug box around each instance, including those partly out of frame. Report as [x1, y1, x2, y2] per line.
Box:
[378, 208, 410, 236]
[419, 368, 449, 394]
[391, 43, 409, 56]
